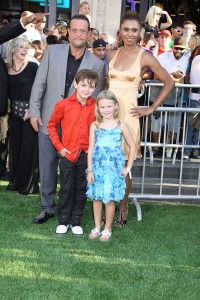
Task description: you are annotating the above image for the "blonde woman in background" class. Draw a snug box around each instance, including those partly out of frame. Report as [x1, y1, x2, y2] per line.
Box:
[6, 37, 39, 195]
[141, 5, 172, 39]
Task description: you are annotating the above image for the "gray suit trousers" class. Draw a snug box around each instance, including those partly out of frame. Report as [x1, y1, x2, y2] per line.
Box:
[39, 132, 58, 214]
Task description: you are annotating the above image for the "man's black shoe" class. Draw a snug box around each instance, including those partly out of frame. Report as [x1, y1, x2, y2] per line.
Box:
[0, 174, 9, 181]
[32, 212, 54, 224]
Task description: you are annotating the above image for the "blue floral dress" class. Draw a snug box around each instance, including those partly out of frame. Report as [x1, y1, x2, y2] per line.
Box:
[86, 126, 126, 203]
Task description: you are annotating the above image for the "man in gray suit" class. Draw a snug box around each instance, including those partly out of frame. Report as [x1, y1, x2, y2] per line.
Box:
[29, 14, 105, 224]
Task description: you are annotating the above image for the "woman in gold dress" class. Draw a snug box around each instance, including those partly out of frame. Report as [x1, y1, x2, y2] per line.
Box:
[108, 11, 174, 226]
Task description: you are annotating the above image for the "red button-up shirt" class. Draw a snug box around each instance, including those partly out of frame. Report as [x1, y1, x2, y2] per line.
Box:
[48, 92, 95, 162]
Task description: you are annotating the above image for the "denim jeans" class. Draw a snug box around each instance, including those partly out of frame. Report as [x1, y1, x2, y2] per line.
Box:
[185, 99, 200, 152]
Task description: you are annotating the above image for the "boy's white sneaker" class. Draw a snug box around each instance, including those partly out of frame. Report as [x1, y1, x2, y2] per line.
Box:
[56, 224, 69, 234]
[70, 225, 83, 236]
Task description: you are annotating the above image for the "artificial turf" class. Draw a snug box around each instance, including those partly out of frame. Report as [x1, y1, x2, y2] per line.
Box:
[0, 180, 200, 300]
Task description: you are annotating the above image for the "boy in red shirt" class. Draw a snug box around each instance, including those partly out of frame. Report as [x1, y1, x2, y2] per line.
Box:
[48, 69, 98, 235]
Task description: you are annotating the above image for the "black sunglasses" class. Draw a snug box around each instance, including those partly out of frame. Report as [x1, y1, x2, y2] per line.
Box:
[173, 47, 185, 51]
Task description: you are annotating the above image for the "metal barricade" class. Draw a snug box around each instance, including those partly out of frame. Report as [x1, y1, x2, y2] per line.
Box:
[130, 83, 200, 221]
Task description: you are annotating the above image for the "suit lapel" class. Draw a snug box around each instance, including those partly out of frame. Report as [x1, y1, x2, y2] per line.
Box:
[58, 45, 69, 97]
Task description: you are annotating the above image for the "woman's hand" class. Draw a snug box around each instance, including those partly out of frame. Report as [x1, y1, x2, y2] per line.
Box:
[121, 167, 129, 178]
[130, 104, 154, 117]
[87, 171, 94, 184]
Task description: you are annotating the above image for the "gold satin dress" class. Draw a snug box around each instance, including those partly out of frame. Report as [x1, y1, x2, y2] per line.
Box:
[109, 47, 145, 159]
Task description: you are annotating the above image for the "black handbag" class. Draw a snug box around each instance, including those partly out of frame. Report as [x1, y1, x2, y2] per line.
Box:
[11, 100, 29, 118]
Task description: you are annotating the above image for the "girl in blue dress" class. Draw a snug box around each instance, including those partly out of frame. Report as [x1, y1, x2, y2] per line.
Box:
[86, 90, 135, 241]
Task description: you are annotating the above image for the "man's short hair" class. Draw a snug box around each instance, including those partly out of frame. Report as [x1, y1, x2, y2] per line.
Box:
[75, 69, 98, 86]
[68, 14, 90, 31]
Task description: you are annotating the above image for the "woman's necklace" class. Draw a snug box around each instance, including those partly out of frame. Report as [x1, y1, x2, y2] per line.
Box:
[11, 62, 25, 73]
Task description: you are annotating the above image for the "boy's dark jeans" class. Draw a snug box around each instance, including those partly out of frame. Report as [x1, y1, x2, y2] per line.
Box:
[58, 152, 87, 226]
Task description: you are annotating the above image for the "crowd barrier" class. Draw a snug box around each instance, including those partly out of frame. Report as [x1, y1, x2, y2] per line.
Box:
[130, 82, 200, 221]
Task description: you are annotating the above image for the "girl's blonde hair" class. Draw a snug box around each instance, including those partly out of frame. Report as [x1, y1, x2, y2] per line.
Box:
[95, 90, 120, 128]
[79, 1, 90, 9]
[6, 37, 30, 67]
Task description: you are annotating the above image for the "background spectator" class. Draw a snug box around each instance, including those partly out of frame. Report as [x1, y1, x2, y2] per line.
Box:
[157, 30, 172, 56]
[53, 23, 68, 43]
[79, 1, 91, 24]
[6, 37, 39, 194]
[92, 39, 108, 71]
[141, 5, 172, 39]
[44, 25, 55, 36]
[188, 34, 200, 52]
[31, 40, 44, 62]
[182, 21, 195, 48]
[35, 16, 47, 47]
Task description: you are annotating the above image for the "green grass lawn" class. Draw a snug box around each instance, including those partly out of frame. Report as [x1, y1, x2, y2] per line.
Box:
[0, 180, 200, 300]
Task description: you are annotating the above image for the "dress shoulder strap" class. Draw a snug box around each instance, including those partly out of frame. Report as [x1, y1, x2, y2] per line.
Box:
[132, 47, 145, 69]
[109, 49, 120, 67]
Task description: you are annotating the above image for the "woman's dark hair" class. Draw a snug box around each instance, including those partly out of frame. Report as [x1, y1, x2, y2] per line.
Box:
[120, 10, 141, 28]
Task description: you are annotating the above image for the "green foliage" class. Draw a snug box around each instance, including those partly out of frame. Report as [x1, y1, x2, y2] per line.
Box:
[0, 181, 200, 300]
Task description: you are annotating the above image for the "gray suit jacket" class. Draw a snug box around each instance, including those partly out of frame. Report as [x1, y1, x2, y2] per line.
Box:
[29, 44, 105, 134]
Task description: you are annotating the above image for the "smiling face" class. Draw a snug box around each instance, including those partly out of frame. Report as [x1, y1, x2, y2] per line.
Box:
[13, 44, 29, 61]
[98, 98, 117, 120]
[119, 19, 141, 47]
[68, 19, 89, 49]
[173, 47, 185, 59]
[74, 79, 96, 103]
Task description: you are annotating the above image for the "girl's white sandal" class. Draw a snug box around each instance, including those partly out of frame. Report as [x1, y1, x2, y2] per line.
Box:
[99, 229, 112, 242]
[89, 228, 101, 240]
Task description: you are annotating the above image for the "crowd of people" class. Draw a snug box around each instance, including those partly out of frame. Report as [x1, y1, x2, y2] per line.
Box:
[0, 1, 199, 241]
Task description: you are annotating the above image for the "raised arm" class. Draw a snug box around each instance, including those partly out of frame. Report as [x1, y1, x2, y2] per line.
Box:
[160, 11, 172, 30]
[0, 13, 48, 45]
